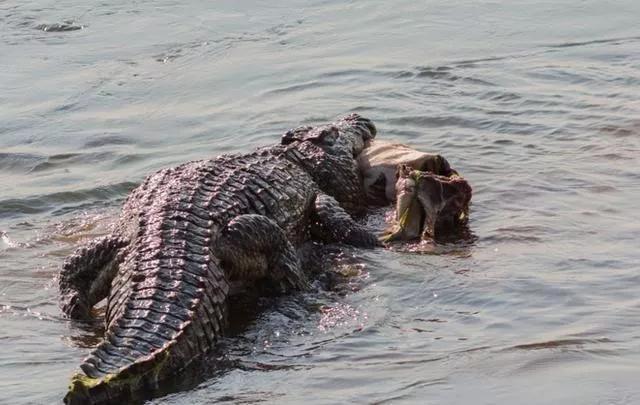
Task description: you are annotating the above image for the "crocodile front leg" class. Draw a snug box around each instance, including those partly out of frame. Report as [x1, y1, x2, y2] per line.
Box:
[59, 234, 129, 319]
[311, 193, 380, 248]
[215, 214, 308, 293]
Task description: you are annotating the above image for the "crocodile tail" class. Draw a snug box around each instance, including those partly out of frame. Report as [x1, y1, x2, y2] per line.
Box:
[59, 234, 128, 319]
[64, 253, 229, 404]
[65, 161, 234, 404]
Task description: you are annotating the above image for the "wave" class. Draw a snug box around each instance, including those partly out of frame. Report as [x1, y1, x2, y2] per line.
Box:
[0, 181, 137, 219]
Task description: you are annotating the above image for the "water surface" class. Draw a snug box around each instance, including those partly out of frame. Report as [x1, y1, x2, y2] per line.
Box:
[1, 0, 640, 403]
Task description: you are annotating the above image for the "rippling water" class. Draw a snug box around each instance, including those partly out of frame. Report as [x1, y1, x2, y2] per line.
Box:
[2, 0, 640, 403]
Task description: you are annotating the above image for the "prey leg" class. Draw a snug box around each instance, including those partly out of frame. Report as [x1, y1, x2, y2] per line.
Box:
[59, 234, 128, 319]
[215, 214, 308, 293]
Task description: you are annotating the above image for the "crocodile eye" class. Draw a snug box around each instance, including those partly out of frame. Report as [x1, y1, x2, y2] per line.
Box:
[281, 125, 338, 146]
[308, 126, 338, 146]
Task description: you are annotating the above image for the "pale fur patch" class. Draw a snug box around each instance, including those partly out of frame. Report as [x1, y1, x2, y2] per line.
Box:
[357, 140, 442, 204]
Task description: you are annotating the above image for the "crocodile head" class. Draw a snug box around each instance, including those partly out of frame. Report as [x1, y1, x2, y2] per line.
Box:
[382, 164, 472, 242]
[282, 113, 376, 157]
[282, 113, 377, 214]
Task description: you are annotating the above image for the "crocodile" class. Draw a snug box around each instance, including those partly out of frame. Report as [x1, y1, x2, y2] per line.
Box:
[381, 164, 472, 242]
[59, 114, 378, 404]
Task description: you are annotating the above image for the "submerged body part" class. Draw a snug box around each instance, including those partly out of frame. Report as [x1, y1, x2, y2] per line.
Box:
[58, 114, 378, 404]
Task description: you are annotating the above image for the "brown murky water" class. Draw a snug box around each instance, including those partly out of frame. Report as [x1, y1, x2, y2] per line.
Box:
[1, 0, 640, 403]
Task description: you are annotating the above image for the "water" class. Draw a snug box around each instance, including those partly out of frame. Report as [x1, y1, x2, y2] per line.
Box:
[1, 0, 640, 403]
